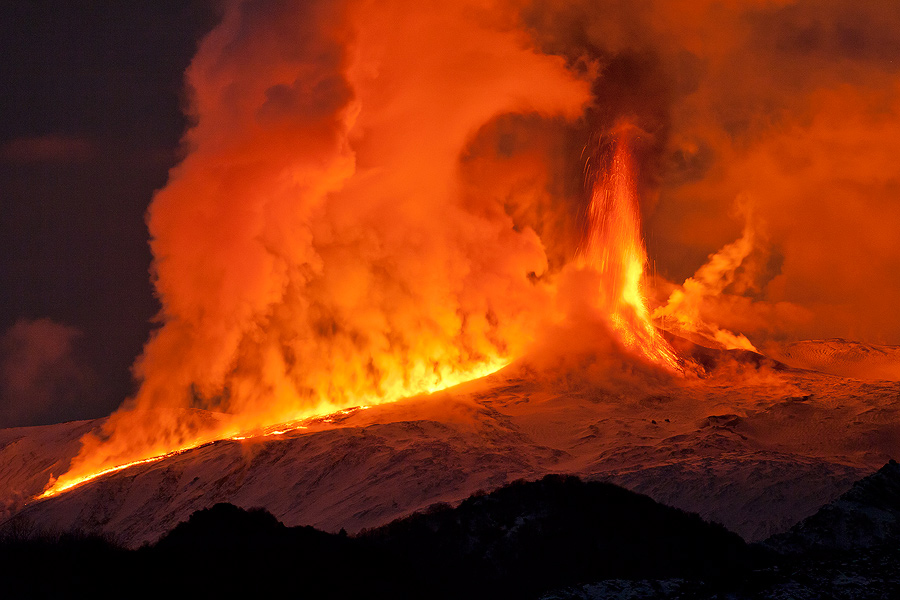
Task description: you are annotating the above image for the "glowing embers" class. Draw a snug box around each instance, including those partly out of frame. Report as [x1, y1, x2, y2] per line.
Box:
[37, 444, 203, 500]
[36, 359, 510, 501]
[36, 405, 366, 500]
[579, 128, 681, 372]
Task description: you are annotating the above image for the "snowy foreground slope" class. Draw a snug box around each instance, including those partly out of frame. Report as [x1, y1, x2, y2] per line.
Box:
[2, 338, 898, 548]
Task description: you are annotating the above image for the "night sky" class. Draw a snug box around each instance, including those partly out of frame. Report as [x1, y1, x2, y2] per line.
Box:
[0, 2, 218, 426]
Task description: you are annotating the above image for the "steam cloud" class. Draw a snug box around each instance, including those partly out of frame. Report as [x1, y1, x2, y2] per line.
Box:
[51, 0, 900, 488]
[0, 319, 93, 428]
[62, 0, 590, 480]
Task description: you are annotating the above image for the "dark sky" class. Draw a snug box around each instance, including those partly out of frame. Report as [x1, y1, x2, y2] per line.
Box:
[0, 2, 219, 426]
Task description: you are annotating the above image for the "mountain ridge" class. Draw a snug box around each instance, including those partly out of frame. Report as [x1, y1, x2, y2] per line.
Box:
[2, 337, 898, 549]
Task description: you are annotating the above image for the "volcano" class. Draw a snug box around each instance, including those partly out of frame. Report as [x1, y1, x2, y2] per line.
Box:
[4, 2, 900, 598]
[2, 335, 897, 549]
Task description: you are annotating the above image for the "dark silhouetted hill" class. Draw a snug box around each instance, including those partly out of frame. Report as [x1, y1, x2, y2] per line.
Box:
[9, 465, 900, 599]
[148, 502, 419, 598]
[0, 475, 753, 599]
[361, 474, 751, 598]
[766, 459, 900, 554]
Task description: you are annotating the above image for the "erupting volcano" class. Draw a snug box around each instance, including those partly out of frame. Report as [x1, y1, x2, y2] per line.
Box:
[3, 1, 900, 597]
[40, 122, 687, 500]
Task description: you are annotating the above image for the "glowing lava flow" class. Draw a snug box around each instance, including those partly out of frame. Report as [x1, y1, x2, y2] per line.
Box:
[37, 445, 209, 499]
[579, 128, 681, 372]
[36, 358, 509, 500]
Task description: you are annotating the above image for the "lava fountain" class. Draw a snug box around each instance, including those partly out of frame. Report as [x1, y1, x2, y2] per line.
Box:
[579, 125, 681, 372]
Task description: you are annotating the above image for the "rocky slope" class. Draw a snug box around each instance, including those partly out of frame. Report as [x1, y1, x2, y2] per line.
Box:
[1, 338, 898, 548]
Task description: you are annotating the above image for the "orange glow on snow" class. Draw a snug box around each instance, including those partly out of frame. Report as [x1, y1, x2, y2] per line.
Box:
[40, 356, 509, 499]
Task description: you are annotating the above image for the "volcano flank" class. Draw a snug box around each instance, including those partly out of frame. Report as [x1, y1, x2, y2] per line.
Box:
[3, 335, 897, 551]
[3, 0, 900, 597]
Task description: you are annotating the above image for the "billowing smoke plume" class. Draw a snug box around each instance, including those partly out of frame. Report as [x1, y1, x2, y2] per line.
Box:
[51, 0, 591, 490]
[47, 0, 900, 493]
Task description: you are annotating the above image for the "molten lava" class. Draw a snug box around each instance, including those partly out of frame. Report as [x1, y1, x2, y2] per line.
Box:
[38, 358, 509, 499]
[579, 127, 681, 372]
[37, 127, 679, 501]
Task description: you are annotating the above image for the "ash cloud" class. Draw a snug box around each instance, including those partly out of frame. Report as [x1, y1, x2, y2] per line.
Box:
[62, 0, 591, 480]
[638, 0, 900, 344]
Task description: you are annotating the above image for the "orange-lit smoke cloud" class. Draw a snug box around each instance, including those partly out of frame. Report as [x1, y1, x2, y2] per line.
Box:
[517, 0, 900, 347]
[50, 0, 900, 492]
[640, 0, 900, 345]
[653, 196, 763, 351]
[53, 0, 591, 486]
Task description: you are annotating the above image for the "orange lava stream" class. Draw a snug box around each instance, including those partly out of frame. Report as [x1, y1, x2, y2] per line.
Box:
[579, 129, 681, 372]
[37, 358, 509, 501]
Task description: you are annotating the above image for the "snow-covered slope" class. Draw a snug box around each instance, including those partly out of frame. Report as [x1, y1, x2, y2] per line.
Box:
[766, 338, 900, 381]
[0, 418, 99, 521]
[2, 339, 899, 547]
